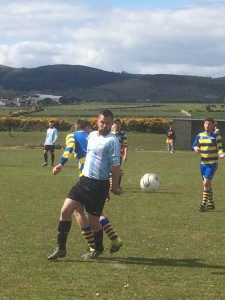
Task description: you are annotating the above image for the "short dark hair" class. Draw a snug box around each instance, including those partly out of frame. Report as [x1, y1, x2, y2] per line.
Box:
[75, 118, 91, 130]
[99, 109, 114, 119]
[204, 117, 215, 124]
[114, 118, 121, 124]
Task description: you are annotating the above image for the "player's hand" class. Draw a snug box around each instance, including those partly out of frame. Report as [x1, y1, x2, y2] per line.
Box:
[219, 153, 225, 159]
[105, 193, 110, 202]
[111, 186, 123, 195]
[53, 164, 63, 175]
[194, 146, 201, 153]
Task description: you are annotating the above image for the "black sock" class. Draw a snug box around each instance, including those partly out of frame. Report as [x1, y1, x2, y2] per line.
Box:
[57, 221, 72, 250]
[93, 229, 104, 252]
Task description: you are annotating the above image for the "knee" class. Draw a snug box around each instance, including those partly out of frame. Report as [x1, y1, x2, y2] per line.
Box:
[60, 206, 72, 220]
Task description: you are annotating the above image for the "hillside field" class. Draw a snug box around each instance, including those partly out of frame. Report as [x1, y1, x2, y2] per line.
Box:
[1, 132, 225, 299]
[1, 102, 225, 124]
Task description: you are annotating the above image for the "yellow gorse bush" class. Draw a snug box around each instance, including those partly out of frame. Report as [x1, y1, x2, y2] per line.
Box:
[0, 116, 170, 133]
[0, 116, 71, 131]
[88, 117, 169, 133]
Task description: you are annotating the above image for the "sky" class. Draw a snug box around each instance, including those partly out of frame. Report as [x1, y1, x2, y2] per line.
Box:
[1, 0, 225, 78]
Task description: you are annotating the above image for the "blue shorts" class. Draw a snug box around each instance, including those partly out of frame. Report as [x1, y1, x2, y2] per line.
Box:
[200, 163, 218, 180]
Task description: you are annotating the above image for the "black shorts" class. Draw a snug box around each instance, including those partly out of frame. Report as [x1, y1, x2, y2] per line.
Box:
[44, 145, 55, 152]
[67, 176, 110, 216]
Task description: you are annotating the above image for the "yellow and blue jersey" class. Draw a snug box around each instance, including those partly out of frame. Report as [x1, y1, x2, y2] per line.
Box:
[111, 130, 128, 154]
[60, 131, 88, 176]
[192, 131, 223, 164]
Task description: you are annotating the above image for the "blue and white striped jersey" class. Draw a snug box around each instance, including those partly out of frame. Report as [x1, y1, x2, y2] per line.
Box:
[83, 131, 121, 180]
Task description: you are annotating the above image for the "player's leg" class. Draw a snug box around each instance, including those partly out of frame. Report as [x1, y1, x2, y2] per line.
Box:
[42, 146, 48, 166]
[170, 140, 175, 153]
[50, 146, 55, 166]
[86, 213, 104, 258]
[167, 141, 170, 153]
[82, 178, 110, 259]
[100, 214, 123, 253]
[73, 208, 95, 251]
[207, 189, 215, 210]
[206, 164, 217, 210]
[199, 164, 216, 212]
[48, 197, 81, 260]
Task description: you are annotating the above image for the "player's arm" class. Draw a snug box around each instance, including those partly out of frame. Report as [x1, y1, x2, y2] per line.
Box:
[60, 134, 75, 165]
[53, 128, 58, 144]
[122, 133, 128, 161]
[53, 134, 75, 175]
[192, 135, 201, 153]
[123, 146, 128, 161]
[216, 134, 225, 158]
[111, 165, 123, 195]
[110, 138, 123, 195]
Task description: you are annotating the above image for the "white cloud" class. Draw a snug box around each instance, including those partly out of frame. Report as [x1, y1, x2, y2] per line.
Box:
[0, 0, 225, 77]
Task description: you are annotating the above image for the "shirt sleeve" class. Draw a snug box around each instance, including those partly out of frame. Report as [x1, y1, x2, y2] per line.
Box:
[122, 132, 128, 147]
[60, 133, 75, 165]
[216, 134, 223, 154]
[109, 137, 121, 166]
[192, 134, 199, 150]
[53, 128, 58, 144]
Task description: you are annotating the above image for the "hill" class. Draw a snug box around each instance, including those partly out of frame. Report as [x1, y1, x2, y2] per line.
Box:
[0, 64, 225, 102]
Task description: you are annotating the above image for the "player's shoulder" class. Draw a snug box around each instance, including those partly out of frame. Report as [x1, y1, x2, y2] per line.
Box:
[66, 132, 74, 139]
[120, 130, 126, 135]
[88, 130, 98, 139]
[199, 131, 206, 137]
[109, 133, 121, 145]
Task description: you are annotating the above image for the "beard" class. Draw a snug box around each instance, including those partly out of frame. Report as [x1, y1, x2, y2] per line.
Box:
[99, 128, 111, 136]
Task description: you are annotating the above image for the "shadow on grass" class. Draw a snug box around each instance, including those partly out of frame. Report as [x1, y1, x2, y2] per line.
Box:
[212, 272, 225, 275]
[96, 257, 225, 270]
[49, 257, 225, 272]
[123, 187, 181, 195]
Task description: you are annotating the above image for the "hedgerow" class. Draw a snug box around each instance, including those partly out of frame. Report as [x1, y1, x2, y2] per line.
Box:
[88, 117, 170, 133]
[0, 117, 71, 131]
[0, 116, 170, 133]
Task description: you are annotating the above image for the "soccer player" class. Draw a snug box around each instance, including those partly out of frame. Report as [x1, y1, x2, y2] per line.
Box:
[42, 121, 58, 166]
[111, 118, 128, 186]
[48, 110, 123, 260]
[166, 125, 176, 153]
[51, 118, 123, 258]
[192, 117, 225, 212]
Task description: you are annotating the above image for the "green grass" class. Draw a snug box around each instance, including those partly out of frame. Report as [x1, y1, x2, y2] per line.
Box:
[1, 102, 223, 122]
[1, 133, 225, 299]
[1, 102, 225, 128]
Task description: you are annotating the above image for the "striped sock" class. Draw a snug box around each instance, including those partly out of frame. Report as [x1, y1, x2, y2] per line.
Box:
[202, 190, 210, 205]
[81, 226, 95, 249]
[100, 217, 118, 241]
[207, 189, 214, 207]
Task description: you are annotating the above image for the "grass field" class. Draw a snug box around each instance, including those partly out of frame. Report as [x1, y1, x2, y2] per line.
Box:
[1, 102, 224, 123]
[1, 132, 225, 299]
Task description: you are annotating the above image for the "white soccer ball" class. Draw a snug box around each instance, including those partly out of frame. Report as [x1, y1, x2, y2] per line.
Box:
[140, 173, 160, 192]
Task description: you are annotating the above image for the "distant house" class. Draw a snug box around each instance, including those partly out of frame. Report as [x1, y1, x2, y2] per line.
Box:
[0, 99, 7, 106]
[27, 94, 81, 105]
[0, 98, 16, 107]
[28, 94, 64, 105]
